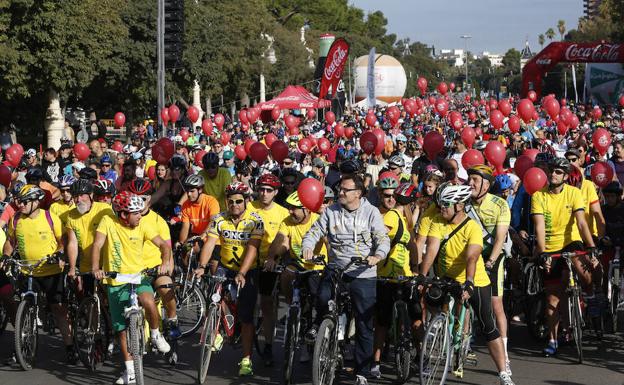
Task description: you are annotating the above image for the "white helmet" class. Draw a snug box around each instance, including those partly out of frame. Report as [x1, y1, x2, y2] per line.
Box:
[438, 184, 472, 205]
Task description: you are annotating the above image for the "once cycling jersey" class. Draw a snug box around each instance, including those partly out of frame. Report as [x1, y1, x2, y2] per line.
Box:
[428, 217, 490, 287]
[377, 209, 412, 279]
[141, 210, 172, 269]
[50, 200, 75, 227]
[530, 184, 584, 252]
[278, 213, 327, 271]
[65, 202, 115, 272]
[181, 193, 220, 235]
[579, 179, 599, 236]
[208, 209, 264, 271]
[248, 200, 289, 262]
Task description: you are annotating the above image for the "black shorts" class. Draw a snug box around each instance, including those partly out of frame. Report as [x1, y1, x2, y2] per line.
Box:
[375, 281, 422, 328]
[486, 256, 505, 297]
[20, 274, 65, 305]
[468, 285, 500, 342]
[218, 266, 258, 324]
[258, 271, 279, 296]
[0, 270, 10, 288]
[209, 245, 222, 263]
[543, 241, 584, 283]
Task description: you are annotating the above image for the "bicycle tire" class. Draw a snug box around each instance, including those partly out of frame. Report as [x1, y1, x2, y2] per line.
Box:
[611, 266, 620, 333]
[128, 311, 145, 385]
[0, 303, 8, 337]
[254, 284, 281, 357]
[177, 284, 207, 338]
[419, 314, 450, 385]
[312, 318, 338, 385]
[394, 302, 411, 384]
[456, 307, 475, 372]
[526, 294, 548, 341]
[197, 304, 219, 384]
[571, 294, 583, 364]
[74, 297, 109, 371]
[15, 297, 38, 370]
[283, 305, 300, 385]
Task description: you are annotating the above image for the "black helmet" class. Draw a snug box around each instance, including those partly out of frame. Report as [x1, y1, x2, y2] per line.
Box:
[170, 155, 187, 169]
[535, 152, 555, 165]
[548, 157, 571, 174]
[25, 167, 43, 183]
[70, 178, 94, 196]
[339, 159, 362, 175]
[603, 181, 623, 195]
[79, 167, 98, 180]
[202, 152, 220, 169]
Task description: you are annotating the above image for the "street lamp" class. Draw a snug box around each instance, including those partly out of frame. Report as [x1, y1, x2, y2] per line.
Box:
[460, 35, 472, 91]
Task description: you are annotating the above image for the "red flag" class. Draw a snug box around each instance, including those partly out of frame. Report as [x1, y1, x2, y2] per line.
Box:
[319, 38, 349, 99]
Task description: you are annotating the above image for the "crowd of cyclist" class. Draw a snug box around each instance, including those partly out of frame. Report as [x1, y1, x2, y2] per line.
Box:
[0, 97, 623, 385]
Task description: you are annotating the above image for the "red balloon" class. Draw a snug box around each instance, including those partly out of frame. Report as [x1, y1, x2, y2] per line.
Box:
[508, 115, 521, 134]
[568, 114, 580, 129]
[298, 138, 313, 154]
[532, 111, 539, 121]
[498, 100, 512, 117]
[489, 99, 498, 111]
[271, 141, 289, 163]
[461, 127, 476, 149]
[359, 131, 378, 155]
[234, 145, 247, 161]
[306, 109, 316, 120]
[474, 127, 483, 137]
[317, 137, 331, 154]
[239, 109, 249, 125]
[514, 155, 534, 179]
[160, 108, 170, 125]
[152, 138, 175, 164]
[214, 113, 225, 129]
[325, 111, 336, 125]
[461, 149, 485, 169]
[619, 95, 624, 107]
[114, 112, 126, 128]
[560, 108, 573, 126]
[112, 140, 123, 153]
[484, 141, 506, 172]
[543, 98, 560, 120]
[523, 167, 547, 195]
[527, 90, 537, 102]
[201, 119, 213, 135]
[523, 149, 539, 162]
[435, 98, 449, 117]
[468, 110, 477, 121]
[297, 178, 325, 213]
[365, 113, 377, 127]
[449, 111, 463, 131]
[271, 107, 281, 121]
[417, 77, 428, 95]
[449, 82, 456, 91]
[592, 106, 603, 120]
[4, 144, 23, 167]
[194, 150, 207, 166]
[437, 82, 448, 95]
[73, 143, 91, 161]
[423, 131, 444, 160]
[344, 126, 354, 139]
[289, 126, 300, 136]
[556, 118, 568, 136]
[591, 161, 614, 188]
[592, 128, 611, 156]
[168, 105, 180, 123]
[249, 142, 269, 164]
[428, 96, 436, 105]
[179, 128, 190, 142]
[0, 165, 11, 188]
[372, 129, 386, 155]
[244, 139, 256, 155]
[146, 166, 156, 181]
[490, 110, 504, 130]
[517, 99, 534, 123]
[560, 98, 567, 107]
[187, 106, 200, 122]
[285, 115, 298, 130]
[220, 132, 230, 146]
[264, 133, 278, 148]
[334, 124, 345, 138]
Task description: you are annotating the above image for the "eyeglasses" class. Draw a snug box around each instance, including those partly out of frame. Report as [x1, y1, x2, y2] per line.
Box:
[339, 187, 359, 193]
[258, 187, 275, 193]
[549, 168, 565, 175]
[382, 193, 395, 199]
[227, 199, 245, 205]
[438, 201, 454, 208]
[101, 164, 111, 168]
[323, 198, 333, 204]
[389, 165, 400, 170]
[566, 157, 578, 163]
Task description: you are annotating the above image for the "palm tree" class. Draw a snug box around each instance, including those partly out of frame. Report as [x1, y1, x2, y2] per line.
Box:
[538, 34, 545, 49]
[557, 20, 566, 40]
[545, 28, 555, 41]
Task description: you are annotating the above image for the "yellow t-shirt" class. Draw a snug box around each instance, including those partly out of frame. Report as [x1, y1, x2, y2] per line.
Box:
[469, 193, 511, 258]
[579, 179, 599, 236]
[50, 200, 75, 228]
[8, 210, 62, 277]
[530, 184, 584, 252]
[278, 213, 327, 271]
[378, 209, 412, 278]
[249, 200, 289, 262]
[208, 209, 264, 271]
[65, 202, 115, 272]
[96, 215, 159, 286]
[428, 217, 490, 287]
[0, 228, 6, 254]
[141, 210, 171, 269]
[200, 168, 232, 211]
[417, 203, 441, 237]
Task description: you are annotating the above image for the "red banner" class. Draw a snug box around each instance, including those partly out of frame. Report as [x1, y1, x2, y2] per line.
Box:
[319, 38, 349, 99]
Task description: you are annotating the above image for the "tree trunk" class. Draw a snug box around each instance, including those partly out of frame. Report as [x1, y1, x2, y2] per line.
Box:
[45, 88, 64, 149]
[205, 97, 212, 116]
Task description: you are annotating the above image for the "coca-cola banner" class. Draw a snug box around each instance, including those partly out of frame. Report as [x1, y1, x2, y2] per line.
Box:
[319, 38, 350, 100]
[522, 42, 624, 97]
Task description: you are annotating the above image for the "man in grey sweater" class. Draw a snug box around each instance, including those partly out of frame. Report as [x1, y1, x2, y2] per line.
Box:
[302, 174, 390, 385]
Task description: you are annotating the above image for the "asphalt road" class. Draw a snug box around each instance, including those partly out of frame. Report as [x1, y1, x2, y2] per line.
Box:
[1, 316, 623, 385]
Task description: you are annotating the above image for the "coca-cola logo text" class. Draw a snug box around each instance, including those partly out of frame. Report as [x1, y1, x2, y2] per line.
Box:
[564, 44, 622, 62]
[324, 46, 348, 79]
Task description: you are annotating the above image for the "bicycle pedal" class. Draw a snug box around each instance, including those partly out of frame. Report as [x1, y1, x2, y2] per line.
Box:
[452, 368, 464, 378]
[465, 357, 478, 366]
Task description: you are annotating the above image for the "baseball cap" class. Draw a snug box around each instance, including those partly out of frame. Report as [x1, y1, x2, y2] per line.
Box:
[26, 148, 37, 157]
[312, 158, 325, 168]
[59, 143, 72, 151]
[223, 150, 234, 160]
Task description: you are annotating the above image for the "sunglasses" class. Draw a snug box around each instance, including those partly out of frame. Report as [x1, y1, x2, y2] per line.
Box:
[339, 187, 359, 193]
[227, 199, 245, 205]
[438, 201, 454, 208]
[323, 198, 333, 204]
[389, 165, 401, 170]
[382, 193, 395, 199]
[258, 187, 275, 193]
[101, 164, 111, 167]
[549, 168, 565, 175]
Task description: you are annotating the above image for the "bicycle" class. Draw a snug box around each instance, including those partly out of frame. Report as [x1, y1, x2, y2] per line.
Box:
[522, 257, 548, 341]
[254, 264, 281, 359]
[606, 245, 621, 333]
[312, 257, 368, 385]
[419, 277, 475, 385]
[173, 239, 207, 338]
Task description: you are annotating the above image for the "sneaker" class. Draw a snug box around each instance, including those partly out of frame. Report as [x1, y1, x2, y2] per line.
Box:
[262, 344, 273, 367]
[543, 341, 558, 357]
[238, 357, 253, 376]
[499, 372, 515, 385]
[65, 345, 78, 365]
[355, 375, 368, 385]
[343, 344, 354, 361]
[305, 325, 318, 344]
[151, 333, 171, 354]
[299, 347, 311, 363]
[370, 364, 381, 379]
[3, 352, 16, 366]
[115, 370, 136, 385]
[505, 360, 512, 376]
[166, 319, 182, 339]
[211, 333, 224, 352]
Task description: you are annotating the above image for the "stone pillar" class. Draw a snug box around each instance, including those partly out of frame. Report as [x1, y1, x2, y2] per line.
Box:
[45, 88, 64, 149]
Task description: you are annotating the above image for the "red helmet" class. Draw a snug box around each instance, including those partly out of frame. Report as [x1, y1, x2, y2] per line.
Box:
[256, 173, 281, 189]
[567, 165, 583, 188]
[128, 178, 152, 195]
[225, 182, 251, 197]
[394, 183, 418, 205]
[112, 191, 145, 214]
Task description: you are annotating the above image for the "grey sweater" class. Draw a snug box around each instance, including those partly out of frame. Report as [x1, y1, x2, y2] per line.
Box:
[302, 198, 390, 278]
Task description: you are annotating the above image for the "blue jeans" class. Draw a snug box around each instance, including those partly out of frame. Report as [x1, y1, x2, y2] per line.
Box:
[317, 273, 376, 377]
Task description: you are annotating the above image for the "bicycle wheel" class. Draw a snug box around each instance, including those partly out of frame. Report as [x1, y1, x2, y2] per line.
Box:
[571, 293, 583, 364]
[197, 304, 219, 384]
[254, 284, 281, 357]
[74, 297, 109, 371]
[0, 303, 7, 337]
[526, 294, 548, 341]
[283, 305, 300, 385]
[312, 318, 338, 385]
[177, 284, 206, 338]
[611, 266, 620, 333]
[394, 303, 412, 384]
[128, 311, 145, 385]
[419, 314, 450, 385]
[15, 297, 38, 370]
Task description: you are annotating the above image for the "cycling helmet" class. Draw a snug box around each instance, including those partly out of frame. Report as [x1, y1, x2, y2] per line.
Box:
[100, 154, 112, 165]
[467, 165, 495, 183]
[59, 174, 77, 189]
[93, 178, 115, 196]
[285, 191, 304, 208]
[378, 176, 400, 189]
[25, 167, 43, 182]
[548, 157, 571, 174]
[112, 191, 145, 214]
[603, 181, 623, 195]
[424, 164, 444, 178]
[79, 167, 98, 180]
[339, 159, 362, 175]
[534, 152, 555, 165]
[11, 181, 25, 196]
[437, 183, 472, 205]
[17, 184, 45, 202]
[170, 155, 187, 169]
[566, 165, 583, 188]
[70, 178, 94, 196]
[388, 155, 405, 168]
[394, 183, 418, 205]
[494, 174, 513, 191]
[474, 141, 487, 151]
[257, 173, 281, 189]
[225, 182, 251, 197]
[128, 178, 153, 195]
[202, 152, 220, 169]
[183, 174, 205, 189]
[324, 186, 335, 200]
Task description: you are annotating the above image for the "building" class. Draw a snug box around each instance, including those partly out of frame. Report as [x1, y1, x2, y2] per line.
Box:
[520, 40, 534, 70]
[583, 0, 603, 19]
[436, 49, 465, 67]
[482, 52, 503, 67]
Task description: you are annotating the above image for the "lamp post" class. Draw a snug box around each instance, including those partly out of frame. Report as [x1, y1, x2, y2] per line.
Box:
[460, 35, 471, 92]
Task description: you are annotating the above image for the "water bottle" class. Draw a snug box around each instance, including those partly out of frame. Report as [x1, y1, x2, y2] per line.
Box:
[222, 302, 235, 337]
[337, 314, 347, 341]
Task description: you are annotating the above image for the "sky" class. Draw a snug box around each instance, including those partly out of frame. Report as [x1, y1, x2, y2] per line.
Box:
[350, 0, 585, 55]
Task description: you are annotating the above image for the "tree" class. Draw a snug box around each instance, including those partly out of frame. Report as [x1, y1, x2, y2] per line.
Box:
[557, 20, 566, 41]
[545, 28, 556, 41]
[538, 34, 545, 49]
[501, 48, 521, 76]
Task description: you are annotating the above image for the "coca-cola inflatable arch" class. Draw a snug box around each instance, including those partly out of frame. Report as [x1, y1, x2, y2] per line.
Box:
[522, 42, 624, 98]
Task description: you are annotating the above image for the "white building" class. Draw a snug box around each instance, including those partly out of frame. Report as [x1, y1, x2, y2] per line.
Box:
[437, 49, 465, 67]
[481, 51, 503, 67]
